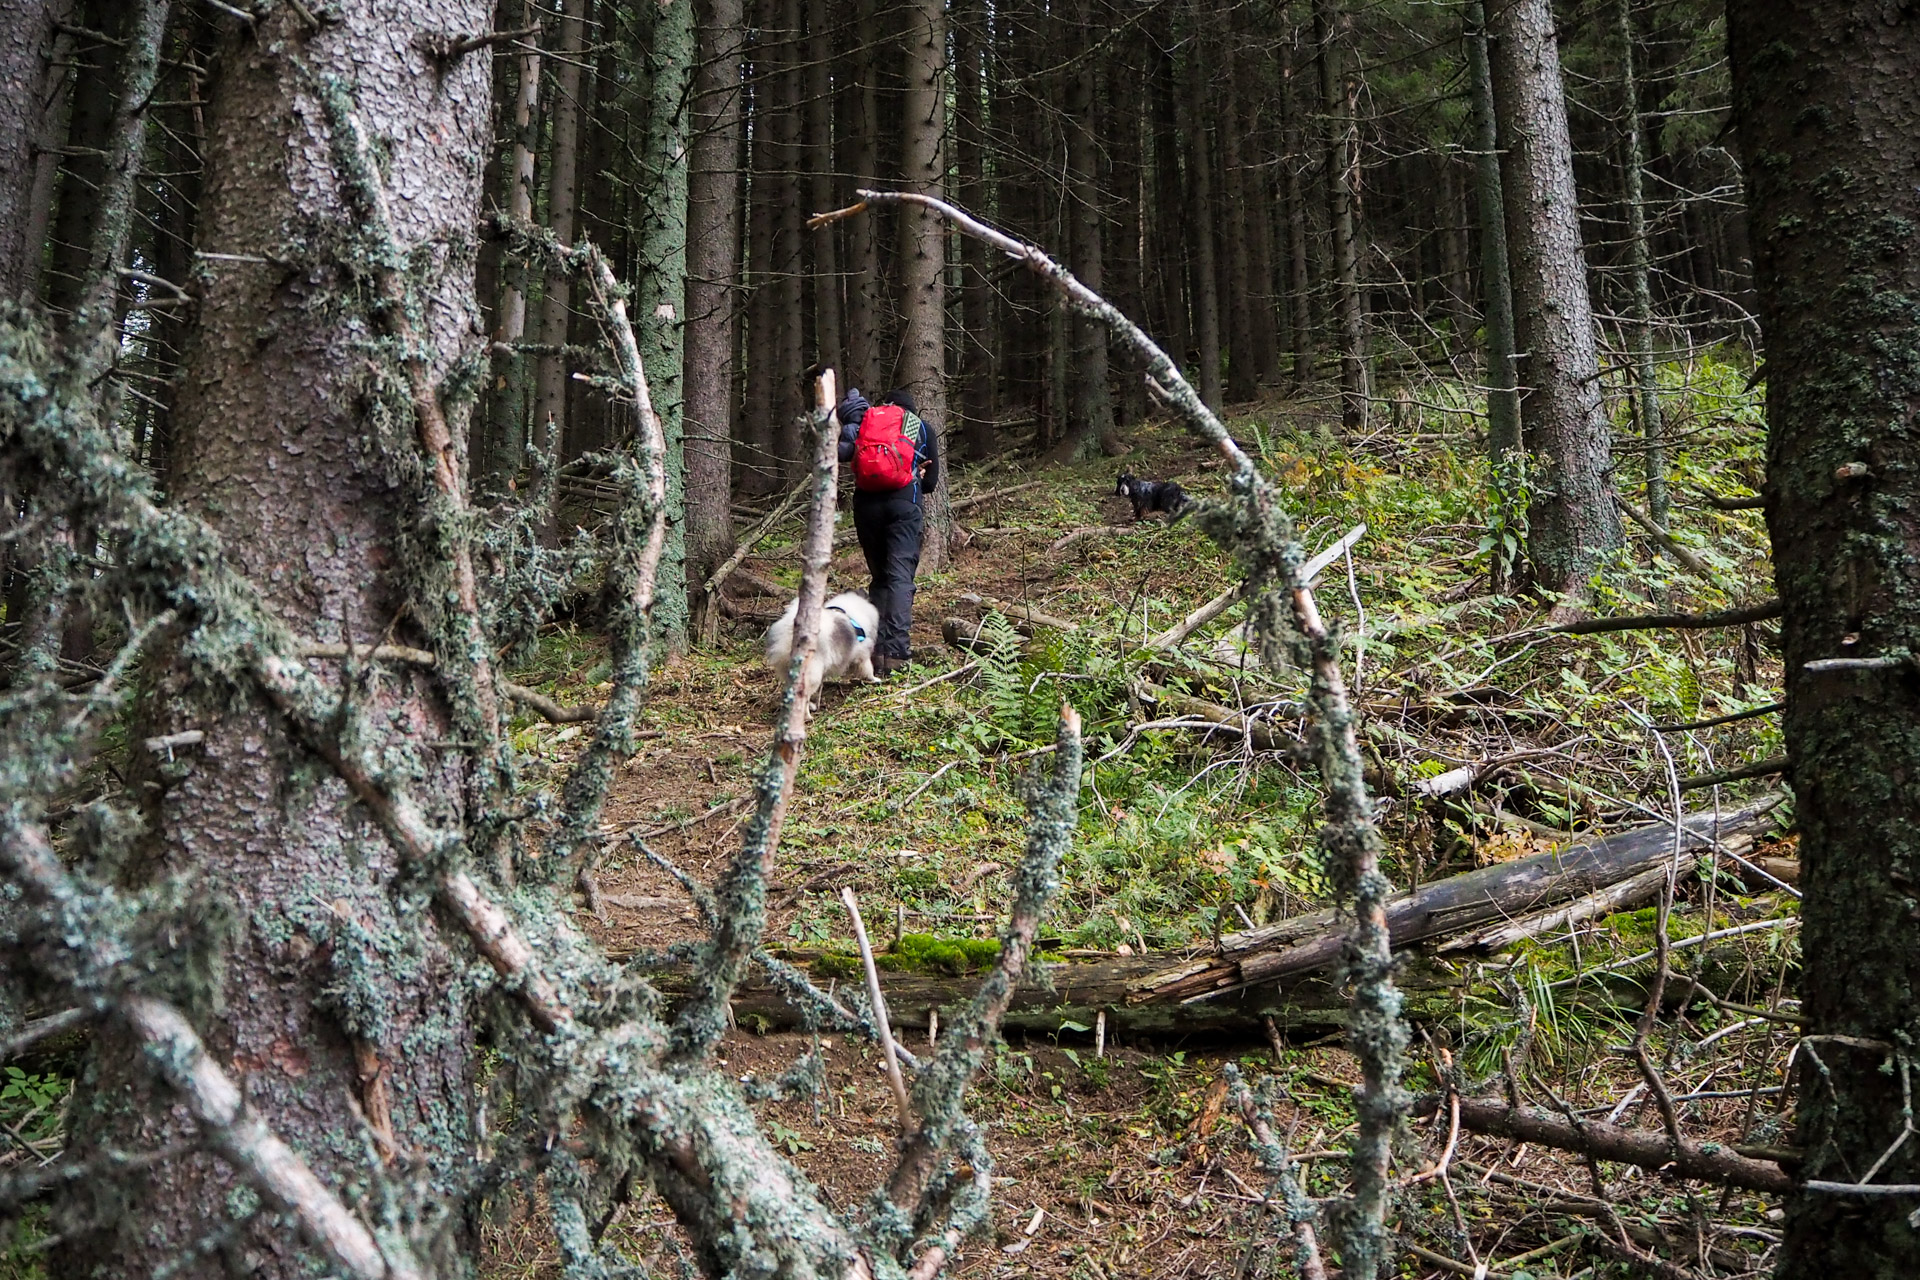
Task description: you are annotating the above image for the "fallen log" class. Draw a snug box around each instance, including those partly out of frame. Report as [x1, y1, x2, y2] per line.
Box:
[955, 592, 1079, 633]
[1135, 797, 1783, 1004]
[950, 479, 1045, 512]
[639, 950, 1471, 1036]
[1414, 1094, 1793, 1193]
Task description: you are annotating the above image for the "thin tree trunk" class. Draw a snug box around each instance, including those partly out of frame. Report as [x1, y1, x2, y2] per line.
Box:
[738, 3, 778, 496]
[685, 0, 744, 624]
[804, 0, 841, 369]
[770, 0, 806, 478]
[486, 0, 543, 491]
[1056, 0, 1110, 461]
[1243, 98, 1282, 389]
[1616, 0, 1666, 530]
[954, 0, 996, 458]
[1280, 28, 1314, 391]
[1465, 0, 1522, 589]
[1728, 4, 1920, 1275]
[1439, 156, 1474, 359]
[1488, 0, 1622, 601]
[533, 0, 587, 456]
[844, 0, 884, 396]
[896, 0, 951, 566]
[59, 2, 491, 1271]
[640, 0, 695, 651]
[1182, 35, 1223, 411]
[1150, 32, 1190, 372]
[1108, 34, 1148, 427]
[1220, 41, 1258, 405]
[1316, 0, 1369, 432]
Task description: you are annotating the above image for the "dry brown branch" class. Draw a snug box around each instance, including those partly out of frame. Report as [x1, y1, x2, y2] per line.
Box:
[1414, 1094, 1793, 1192]
[1551, 599, 1782, 635]
[841, 888, 913, 1130]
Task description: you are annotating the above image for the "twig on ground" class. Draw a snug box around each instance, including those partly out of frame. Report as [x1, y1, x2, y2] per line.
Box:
[1551, 599, 1781, 636]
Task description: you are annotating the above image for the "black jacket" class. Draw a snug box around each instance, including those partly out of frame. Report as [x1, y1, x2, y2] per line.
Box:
[837, 397, 940, 503]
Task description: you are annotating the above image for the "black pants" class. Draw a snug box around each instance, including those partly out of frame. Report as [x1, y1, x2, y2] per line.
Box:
[853, 492, 923, 658]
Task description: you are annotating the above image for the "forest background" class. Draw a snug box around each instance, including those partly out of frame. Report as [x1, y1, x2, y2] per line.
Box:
[1, 0, 1915, 1278]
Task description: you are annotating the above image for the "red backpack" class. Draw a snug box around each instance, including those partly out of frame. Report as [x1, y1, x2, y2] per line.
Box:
[852, 404, 920, 492]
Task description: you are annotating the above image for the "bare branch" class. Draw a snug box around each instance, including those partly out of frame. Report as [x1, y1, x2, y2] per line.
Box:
[842, 888, 914, 1131]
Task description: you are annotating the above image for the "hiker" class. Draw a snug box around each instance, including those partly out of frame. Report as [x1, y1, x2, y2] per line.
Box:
[836, 386, 940, 676]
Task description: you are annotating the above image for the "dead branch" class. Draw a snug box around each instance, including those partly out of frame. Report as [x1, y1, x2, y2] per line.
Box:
[293, 641, 597, 724]
[1652, 701, 1783, 732]
[1677, 755, 1788, 791]
[1615, 494, 1719, 582]
[1551, 599, 1782, 635]
[841, 889, 913, 1130]
[949, 478, 1045, 511]
[1412, 1094, 1792, 1193]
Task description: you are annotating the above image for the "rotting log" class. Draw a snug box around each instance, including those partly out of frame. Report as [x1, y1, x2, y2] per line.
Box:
[1136, 798, 1783, 1004]
[643, 951, 1470, 1036]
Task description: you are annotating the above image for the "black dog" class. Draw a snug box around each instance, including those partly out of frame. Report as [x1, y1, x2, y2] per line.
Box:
[1115, 472, 1191, 522]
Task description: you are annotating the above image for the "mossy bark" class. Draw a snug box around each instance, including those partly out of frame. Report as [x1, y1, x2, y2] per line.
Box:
[0, 0, 62, 300]
[1730, 5, 1920, 1275]
[57, 3, 491, 1272]
[895, 0, 952, 567]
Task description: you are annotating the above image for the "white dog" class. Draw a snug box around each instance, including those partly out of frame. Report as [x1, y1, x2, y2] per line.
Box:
[764, 591, 880, 709]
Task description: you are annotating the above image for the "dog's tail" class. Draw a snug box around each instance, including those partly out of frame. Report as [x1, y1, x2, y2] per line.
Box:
[1169, 491, 1196, 523]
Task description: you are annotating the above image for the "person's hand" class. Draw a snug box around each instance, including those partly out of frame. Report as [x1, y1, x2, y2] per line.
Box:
[837, 388, 869, 423]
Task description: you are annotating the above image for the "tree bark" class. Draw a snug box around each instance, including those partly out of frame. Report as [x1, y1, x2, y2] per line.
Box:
[769, 0, 807, 478]
[1056, 0, 1110, 462]
[484, 0, 543, 492]
[533, 0, 587, 456]
[1465, 0, 1522, 587]
[1487, 0, 1622, 599]
[843, 0, 885, 396]
[895, 0, 951, 566]
[1316, 0, 1369, 432]
[640, 0, 696, 652]
[803, 0, 841, 368]
[1181, 34, 1223, 411]
[684, 0, 745, 621]
[0, 0, 65, 300]
[1220, 38, 1258, 406]
[1279, 28, 1315, 390]
[954, 0, 996, 458]
[59, 2, 490, 1272]
[1616, 0, 1667, 530]
[1728, 4, 1920, 1274]
[738, 0, 778, 496]
[1150, 30, 1190, 372]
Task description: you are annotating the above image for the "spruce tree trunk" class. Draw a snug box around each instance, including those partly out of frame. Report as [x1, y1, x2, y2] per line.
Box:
[1615, 0, 1666, 530]
[58, 2, 490, 1272]
[844, 0, 885, 396]
[1107, 38, 1148, 428]
[533, 0, 587, 455]
[1729, 7, 1920, 1275]
[1182, 38, 1223, 411]
[804, 0, 841, 367]
[640, 0, 694, 651]
[485, 0, 542, 491]
[1242, 94, 1282, 390]
[1220, 41, 1258, 406]
[1486, 0, 1621, 600]
[1465, 0, 1521, 585]
[1316, 0, 1369, 432]
[1150, 33, 1190, 370]
[0, 0, 63, 300]
[738, 5, 778, 497]
[954, 0, 996, 458]
[1057, 0, 1110, 462]
[769, 0, 806, 478]
[1280, 29, 1315, 391]
[685, 0, 744, 616]
[896, 0, 950, 566]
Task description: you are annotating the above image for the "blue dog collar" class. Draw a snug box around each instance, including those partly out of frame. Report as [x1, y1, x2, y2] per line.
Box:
[827, 604, 867, 642]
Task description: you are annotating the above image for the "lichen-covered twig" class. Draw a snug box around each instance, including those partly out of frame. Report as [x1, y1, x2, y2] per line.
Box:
[1228, 1069, 1327, 1280]
[877, 707, 1083, 1261]
[670, 382, 841, 1060]
[846, 189, 1406, 1276]
[0, 818, 426, 1280]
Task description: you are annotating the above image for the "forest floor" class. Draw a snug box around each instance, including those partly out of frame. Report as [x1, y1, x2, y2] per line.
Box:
[475, 366, 1799, 1279]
